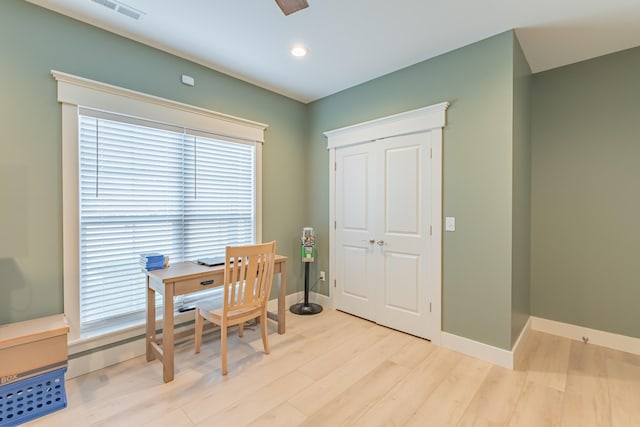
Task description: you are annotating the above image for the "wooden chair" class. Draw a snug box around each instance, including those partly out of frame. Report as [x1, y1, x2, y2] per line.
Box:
[194, 241, 276, 375]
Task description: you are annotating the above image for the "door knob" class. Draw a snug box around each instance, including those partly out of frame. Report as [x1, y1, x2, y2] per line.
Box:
[376, 240, 385, 246]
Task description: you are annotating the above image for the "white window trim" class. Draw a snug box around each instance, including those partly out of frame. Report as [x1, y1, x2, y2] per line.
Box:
[53, 70, 267, 347]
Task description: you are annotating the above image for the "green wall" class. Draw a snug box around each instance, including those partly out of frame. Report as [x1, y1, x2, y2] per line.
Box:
[308, 31, 518, 349]
[8, 0, 634, 351]
[0, 0, 309, 324]
[511, 35, 532, 345]
[531, 46, 640, 339]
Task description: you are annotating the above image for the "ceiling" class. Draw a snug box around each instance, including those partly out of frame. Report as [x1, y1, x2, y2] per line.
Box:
[26, 0, 640, 103]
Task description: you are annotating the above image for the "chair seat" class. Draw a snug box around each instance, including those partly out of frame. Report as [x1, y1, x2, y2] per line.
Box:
[195, 299, 262, 324]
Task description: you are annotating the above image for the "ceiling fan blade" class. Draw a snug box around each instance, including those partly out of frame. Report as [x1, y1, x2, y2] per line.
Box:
[275, 0, 309, 16]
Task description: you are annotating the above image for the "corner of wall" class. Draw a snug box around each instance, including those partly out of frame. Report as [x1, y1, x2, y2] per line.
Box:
[510, 27, 533, 348]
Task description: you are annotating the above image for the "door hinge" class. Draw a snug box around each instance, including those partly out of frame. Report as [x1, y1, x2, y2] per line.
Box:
[334, 279, 337, 288]
[429, 302, 432, 313]
[429, 225, 432, 236]
[334, 161, 337, 171]
[334, 220, 337, 229]
[430, 148, 433, 159]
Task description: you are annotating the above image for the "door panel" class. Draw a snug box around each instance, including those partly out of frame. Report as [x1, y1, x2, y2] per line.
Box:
[335, 132, 433, 339]
[376, 133, 431, 337]
[335, 146, 377, 320]
[385, 145, 420, 235]
[342, 153, 369, 230]
[383, 251, 420, 313]
[342, 246, 370, 300]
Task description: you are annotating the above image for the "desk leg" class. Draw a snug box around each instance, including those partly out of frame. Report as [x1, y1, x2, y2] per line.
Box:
[278, 265, 286, 334]
[146, 277, 156, 362]
[163, 283, 175, 383]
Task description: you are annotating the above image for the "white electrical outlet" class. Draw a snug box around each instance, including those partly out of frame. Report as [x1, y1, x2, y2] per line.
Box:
[319, 271, 326, 281]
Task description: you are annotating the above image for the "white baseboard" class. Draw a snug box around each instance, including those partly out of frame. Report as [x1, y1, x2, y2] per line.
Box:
[267, 293, 296, 312]
[267, 291, 333, 312]
[441, 331, 515, 369]
[531, 316, 640, 355]
[70, 295, 290, 379]
[512, 317, 533, 370]
[70, 303, 639, 379]
[68, 339, 145, 379]
[70, 292, 333, 378]
[440, 316, 640, 371]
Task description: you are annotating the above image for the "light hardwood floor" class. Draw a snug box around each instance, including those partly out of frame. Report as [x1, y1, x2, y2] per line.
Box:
[29, 309, 640, 426]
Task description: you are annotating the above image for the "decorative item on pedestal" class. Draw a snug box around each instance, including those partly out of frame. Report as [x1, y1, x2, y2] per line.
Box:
[290, 227, 323, 315]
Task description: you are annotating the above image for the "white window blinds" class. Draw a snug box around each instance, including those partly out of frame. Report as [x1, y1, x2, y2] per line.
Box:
[78, 109, 255, 331]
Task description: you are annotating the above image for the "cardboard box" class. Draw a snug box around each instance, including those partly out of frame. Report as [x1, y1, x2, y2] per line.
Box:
[0, 314, 68, 385]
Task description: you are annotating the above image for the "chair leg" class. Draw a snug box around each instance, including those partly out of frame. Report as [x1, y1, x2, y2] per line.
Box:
[238, 322, 244, 337]
[221, 323, 228, 376]
[194, 310, 203, 354]
[260, 311, 270, 355]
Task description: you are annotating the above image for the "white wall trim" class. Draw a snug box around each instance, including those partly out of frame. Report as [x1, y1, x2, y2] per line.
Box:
[52, 70, 267, 142]
[70, 293, 331, 378]
[266, 291, 333, 314]
[441, 332, 515, 369]
[440, 317, 531, 370]
[531, 316, 640, 356]
[70, 296, 285, 378]
[438, 315, 640, 372]
[324, 102, 450, 149]
[512, 317, 533, 370]
[68, 311, 640, 378]
[68, 339, 145, 379]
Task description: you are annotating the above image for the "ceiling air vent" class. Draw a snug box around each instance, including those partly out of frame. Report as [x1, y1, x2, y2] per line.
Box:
[91, 0, 117, 10]
[117, 5, 142, 20]
[90, 0, 145, 20]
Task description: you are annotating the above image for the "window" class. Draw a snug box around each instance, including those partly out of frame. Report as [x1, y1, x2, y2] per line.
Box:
[78, 110, 255, 332]
[54, 71, 267, 344]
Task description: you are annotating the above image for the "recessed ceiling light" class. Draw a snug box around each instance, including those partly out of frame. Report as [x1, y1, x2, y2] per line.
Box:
[290, 46, 308, 57]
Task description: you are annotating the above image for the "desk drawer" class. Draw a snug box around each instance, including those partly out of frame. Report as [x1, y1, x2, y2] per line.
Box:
[174, 272, 223, 294]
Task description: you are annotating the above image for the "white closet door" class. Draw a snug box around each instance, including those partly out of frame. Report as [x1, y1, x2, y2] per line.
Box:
[335, 132, 433, 339]
[335, 144, 379, 320]
[374, 132, 432, 338]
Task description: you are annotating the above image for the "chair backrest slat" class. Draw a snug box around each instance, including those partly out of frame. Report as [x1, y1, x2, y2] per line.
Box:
[223, 241, 276, 314]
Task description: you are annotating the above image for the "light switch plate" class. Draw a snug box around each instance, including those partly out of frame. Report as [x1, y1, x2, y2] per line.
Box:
[445, 217, 456, 231]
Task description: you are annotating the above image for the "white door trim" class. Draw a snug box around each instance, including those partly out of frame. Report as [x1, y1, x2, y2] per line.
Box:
[325, 102, 449, 149]
[325, 102, 449, 345]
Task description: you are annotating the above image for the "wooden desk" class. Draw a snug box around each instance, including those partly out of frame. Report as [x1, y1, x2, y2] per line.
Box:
[145, 255, 287, 382]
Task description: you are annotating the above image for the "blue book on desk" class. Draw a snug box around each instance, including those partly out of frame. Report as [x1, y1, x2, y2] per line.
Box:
[140, 253, 165, 270]
[140, 253, 164, 262]
[144, 262, 164, 271]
